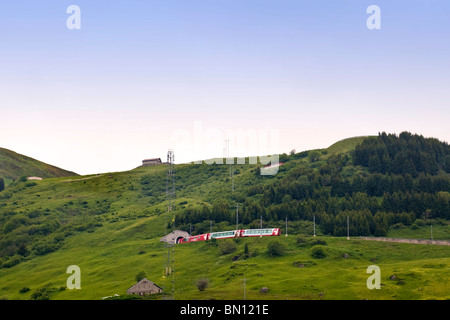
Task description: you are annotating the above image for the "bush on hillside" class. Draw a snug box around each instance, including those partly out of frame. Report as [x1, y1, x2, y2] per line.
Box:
[310, 245, 327, 259]
[297, 236, 327, 247]
[195, 278, 210, 292]
[267, 240, 287, 257]
[135, 271, 147, 282]
[219, 239, 237, 255]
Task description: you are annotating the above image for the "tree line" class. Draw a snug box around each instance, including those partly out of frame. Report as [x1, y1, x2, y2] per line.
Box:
[176, 132, 450, 237]
[353, 131, 450, 176]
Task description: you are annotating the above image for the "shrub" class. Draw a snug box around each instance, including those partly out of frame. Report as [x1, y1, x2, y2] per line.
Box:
[296, 236, 308, 246]
[3, 215, 30, 233]
[309, 238, 327, 246]
[208, 238, 218, 247]
[391, 223, 405, 230]
[2, 255, 22, 268]
[267, 240, 287, 256]
[17, 243, 29, 257]
[310, 245, 327, 259]
[19, 287, 30, 293]
[415, 219, 425, 226]
[243, 243, 249, 258]
[30, 288, 50, 300]
[33, 242, 59, 256]
[195, 278, 209, 292]
[135, 271, 147, 282]
[296, 236, 327, 247]
[24, 182, 37, 188]
[219, 239, 237, 255]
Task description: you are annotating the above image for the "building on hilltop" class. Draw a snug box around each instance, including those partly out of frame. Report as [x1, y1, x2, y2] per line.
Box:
[126, 278, 163, 296]
[142, 158, 162, 166]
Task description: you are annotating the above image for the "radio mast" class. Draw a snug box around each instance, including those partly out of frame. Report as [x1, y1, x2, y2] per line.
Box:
[163, 149, 176, 299]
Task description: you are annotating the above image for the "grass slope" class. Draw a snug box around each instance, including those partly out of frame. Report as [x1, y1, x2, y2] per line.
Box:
[0, 136, 449, 300]
[0, 147, 78, 183]
[325, 136, 371, 157]
[1, 226, 449, 300]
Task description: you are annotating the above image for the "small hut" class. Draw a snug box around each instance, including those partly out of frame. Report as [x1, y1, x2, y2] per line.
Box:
[126, 278, 162, 296]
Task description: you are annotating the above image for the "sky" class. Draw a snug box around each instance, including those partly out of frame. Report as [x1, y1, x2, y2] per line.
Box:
[1, 0, 449, 175]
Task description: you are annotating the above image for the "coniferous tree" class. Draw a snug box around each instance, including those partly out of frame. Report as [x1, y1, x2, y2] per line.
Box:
[445, 156, 450, 173]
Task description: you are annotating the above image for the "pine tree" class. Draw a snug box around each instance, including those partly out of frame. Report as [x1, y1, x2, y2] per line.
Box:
[445, 155, 450, 173]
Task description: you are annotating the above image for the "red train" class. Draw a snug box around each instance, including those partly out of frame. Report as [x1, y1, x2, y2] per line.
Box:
[177, 228, 281, 244]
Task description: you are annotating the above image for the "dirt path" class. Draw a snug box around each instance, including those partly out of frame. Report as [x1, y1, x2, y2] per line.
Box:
[359, 236, 450, 246]
[62, 174, 104, 183]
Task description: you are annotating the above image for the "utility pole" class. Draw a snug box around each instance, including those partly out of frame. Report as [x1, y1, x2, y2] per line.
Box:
[243, 276, 247, 301]
[285, 217, 288, 237]
[236, 204, 240, 230]
[313, 214, 316, 237]
[347, 215, 350, 240]
[232, 167, 234, 192]
[427, 210, 433, 241]
[260, 215, 263, 237]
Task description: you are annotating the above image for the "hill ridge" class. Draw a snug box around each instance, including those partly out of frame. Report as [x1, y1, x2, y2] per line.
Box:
[0, 147, 78, 183]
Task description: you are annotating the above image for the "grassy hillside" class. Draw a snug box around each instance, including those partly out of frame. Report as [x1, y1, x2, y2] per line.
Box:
[0, 133, 449, 300]
[0, 147, 78, 184]
[325, 136, 371, 157]
[1, 220, 449, 300]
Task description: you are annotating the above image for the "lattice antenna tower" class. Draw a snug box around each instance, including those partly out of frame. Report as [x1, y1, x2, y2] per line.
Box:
[163, 149, 176, 299]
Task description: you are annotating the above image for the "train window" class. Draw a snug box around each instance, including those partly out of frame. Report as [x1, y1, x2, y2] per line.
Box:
[212, 231, 235, 238]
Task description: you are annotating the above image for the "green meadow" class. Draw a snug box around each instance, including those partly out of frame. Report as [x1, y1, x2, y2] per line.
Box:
[1, 220, 449, 300]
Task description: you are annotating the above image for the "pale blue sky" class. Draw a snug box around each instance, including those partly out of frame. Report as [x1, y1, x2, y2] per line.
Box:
[1, 0, 449, 174]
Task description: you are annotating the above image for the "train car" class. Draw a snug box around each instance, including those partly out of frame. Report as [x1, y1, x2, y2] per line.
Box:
[241, 228, 281, 237]
[177, 228, 281, 244]
[210, 230, 241, 240]
[178, 233, 210, 244]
